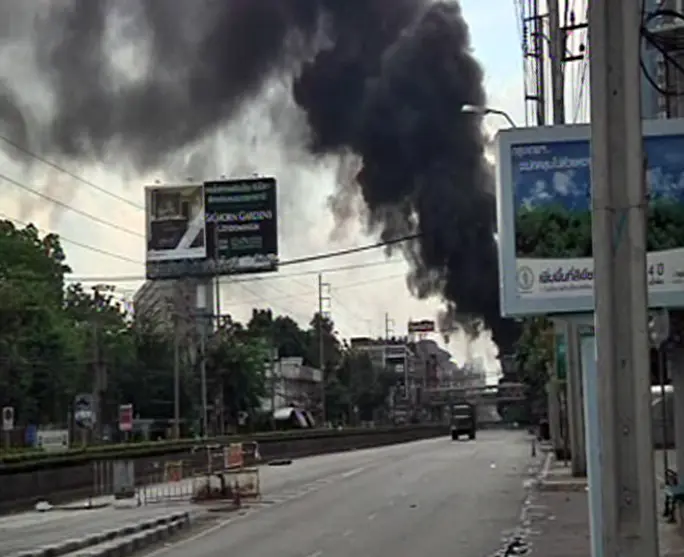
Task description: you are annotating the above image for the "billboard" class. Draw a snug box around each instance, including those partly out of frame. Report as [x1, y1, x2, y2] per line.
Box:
[145, 185, 207, 279]
[205, 177, 278, 274]
[496, 118, 684, 316]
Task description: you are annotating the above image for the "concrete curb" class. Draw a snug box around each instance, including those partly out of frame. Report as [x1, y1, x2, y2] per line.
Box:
[536, 452, 588, 492]
[8, 511, 191, 557]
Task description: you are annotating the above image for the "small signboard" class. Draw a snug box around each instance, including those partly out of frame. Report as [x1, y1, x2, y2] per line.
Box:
[2, 406, 14, 431]
[74, 394, 95, 429]
[118, 404, 134, 432]
[36, 429, 69, 453]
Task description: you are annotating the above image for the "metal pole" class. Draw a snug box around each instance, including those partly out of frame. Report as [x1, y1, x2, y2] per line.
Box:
[270, 340, 277, 429]
[589, 0, 659, 555]
[532, 0, 546, 125]
[659, 348, 669, 474]
[173, 320, 180, 440]
[200, 320, 208, 438]
[547, 0, 565, 125]
[318, 273, 326, 424]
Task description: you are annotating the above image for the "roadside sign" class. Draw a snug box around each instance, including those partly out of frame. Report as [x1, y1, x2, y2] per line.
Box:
[118, 404, 134, 432]
[2, 406, 14, 431]
[74, 393, 95, 429]
[36, 429, 69, 453]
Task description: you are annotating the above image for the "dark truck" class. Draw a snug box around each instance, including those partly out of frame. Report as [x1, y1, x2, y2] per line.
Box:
[450, 402, 477, 441]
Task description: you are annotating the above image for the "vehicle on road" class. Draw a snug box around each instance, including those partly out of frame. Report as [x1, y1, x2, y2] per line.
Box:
[450, 402, 477, 441]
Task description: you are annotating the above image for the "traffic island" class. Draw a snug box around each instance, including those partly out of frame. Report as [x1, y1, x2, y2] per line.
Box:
[6, 511, 191, 557]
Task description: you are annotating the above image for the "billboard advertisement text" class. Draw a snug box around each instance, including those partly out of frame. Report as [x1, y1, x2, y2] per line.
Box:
[205, 177, 278, 275]
[496, 119, 684, 316]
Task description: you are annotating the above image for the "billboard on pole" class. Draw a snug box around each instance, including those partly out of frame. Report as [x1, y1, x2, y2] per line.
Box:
[496, 118, 684, 316]
[205, 177, 278, 275]
[145, 185, 207, 279]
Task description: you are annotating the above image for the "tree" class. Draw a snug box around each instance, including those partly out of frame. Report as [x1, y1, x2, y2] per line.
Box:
[206, 322, 268, 428]
[510, 317, 553, 424]
[0, 221, 81, 424]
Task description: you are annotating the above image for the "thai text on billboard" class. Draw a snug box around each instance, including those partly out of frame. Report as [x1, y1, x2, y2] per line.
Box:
[205, 177, 278, 275]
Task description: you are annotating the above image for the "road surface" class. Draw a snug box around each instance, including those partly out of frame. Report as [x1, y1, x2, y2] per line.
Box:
[144, 430, 538, 557]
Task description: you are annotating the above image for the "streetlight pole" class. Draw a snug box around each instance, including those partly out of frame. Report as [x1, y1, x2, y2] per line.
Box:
[460, 104, 517, 128]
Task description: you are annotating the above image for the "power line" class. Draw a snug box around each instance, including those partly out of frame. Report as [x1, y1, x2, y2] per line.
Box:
[278, 234, 420, 267]
[0, 134, 143, 210]
[1, 170, 143, 238]
[0, 212, 414, 282]
[64, 259, 405, 284]
[0, 212, 141, 265]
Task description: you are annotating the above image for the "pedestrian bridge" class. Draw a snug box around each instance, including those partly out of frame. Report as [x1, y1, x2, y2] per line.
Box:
[423, 382, 526, 405]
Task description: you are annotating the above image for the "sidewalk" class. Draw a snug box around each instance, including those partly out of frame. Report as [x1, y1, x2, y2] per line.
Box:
[529, 453, 684, 556]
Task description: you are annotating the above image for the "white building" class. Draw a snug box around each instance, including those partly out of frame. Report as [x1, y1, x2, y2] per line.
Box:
[261, 357, 322, 411]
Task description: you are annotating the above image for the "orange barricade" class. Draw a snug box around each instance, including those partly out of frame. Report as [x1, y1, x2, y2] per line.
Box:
[224, 443, 244, 469]
[163, 461, 184, 482]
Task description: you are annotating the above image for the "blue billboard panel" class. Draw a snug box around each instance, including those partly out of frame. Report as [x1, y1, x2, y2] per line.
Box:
[496, 119, 684, 317]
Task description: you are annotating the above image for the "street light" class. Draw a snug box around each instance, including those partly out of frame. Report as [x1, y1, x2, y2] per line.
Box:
[461, 104, 517, 128]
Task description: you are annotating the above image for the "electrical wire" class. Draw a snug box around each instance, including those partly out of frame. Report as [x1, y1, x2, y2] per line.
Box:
[0, 133, 143, 210]
[64, 259, 405, 284]
[0, 212, 142, 265]
[1, 170, 143, 237]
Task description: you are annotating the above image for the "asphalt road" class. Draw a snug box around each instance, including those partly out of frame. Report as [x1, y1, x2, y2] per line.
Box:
[143, 430, 538, 557]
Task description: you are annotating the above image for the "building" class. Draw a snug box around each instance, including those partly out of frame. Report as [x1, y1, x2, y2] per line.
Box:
[349, 336, 419, 385]
[133, 279, 201, 334]
[261, 357, 322, 411]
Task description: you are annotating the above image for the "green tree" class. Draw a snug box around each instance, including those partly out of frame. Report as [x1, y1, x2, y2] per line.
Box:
[510, 317, 553, 424]
[206, 323, 268, 428]
[0, 221, 81, 424]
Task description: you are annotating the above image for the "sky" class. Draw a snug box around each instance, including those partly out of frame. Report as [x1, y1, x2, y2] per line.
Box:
[0, 0, 589, 377]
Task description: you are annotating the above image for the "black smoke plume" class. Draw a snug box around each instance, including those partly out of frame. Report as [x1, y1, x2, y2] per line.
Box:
[6, 0, 519, 350]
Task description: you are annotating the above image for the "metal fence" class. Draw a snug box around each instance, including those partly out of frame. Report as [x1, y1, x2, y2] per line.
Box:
[91, 441, 262, 507]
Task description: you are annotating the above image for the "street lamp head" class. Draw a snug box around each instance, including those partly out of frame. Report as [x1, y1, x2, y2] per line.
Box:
[461, 104, 487, 115]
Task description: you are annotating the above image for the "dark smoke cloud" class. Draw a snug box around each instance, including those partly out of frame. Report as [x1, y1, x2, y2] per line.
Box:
[3, 0, 518, 350]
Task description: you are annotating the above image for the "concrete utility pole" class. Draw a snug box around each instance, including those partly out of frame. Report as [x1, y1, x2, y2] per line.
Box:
[589, 0, 659, 555]
[318, 274, 330, 424]
[173, 315, 181, 440]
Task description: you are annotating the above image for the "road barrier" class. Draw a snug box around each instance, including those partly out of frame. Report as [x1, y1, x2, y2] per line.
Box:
[0, 424, 445, 514]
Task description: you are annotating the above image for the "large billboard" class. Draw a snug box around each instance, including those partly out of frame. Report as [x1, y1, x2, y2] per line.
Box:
[496, 118, 684, 317]
[145, 185, 207, 279]
[205, 177, 278, 274]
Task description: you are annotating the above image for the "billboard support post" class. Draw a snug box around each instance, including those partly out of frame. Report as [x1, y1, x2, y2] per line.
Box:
[589, 0, 658, 555]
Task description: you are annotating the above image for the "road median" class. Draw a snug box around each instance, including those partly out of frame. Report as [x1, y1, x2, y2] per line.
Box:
[0, 424, 445, 514]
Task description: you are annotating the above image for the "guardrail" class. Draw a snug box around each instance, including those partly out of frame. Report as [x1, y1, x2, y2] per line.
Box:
[0, 425, 446, 514]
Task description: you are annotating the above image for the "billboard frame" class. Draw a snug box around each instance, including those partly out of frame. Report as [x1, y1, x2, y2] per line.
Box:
[496, 117, 684, 317]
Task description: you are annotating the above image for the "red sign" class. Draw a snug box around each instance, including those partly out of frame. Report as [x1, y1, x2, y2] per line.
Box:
[118, 404, 134, 432]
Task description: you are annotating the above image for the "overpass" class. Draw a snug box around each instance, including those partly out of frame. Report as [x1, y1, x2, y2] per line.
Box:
[423, 382, 526, 405]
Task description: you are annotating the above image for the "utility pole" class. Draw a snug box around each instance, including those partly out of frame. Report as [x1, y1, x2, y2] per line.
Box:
[318, 274, 330, 424]
[172, 311, 181, 440]
[522, 0, 546, 125]
[589, 0, 659, 555]
[547, 0, 565, 125]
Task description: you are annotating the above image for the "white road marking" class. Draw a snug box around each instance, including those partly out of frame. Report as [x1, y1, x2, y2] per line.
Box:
[341, 466, 366, 479]
[367, 513, 376, 521]
[305, 551, 323, 557]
